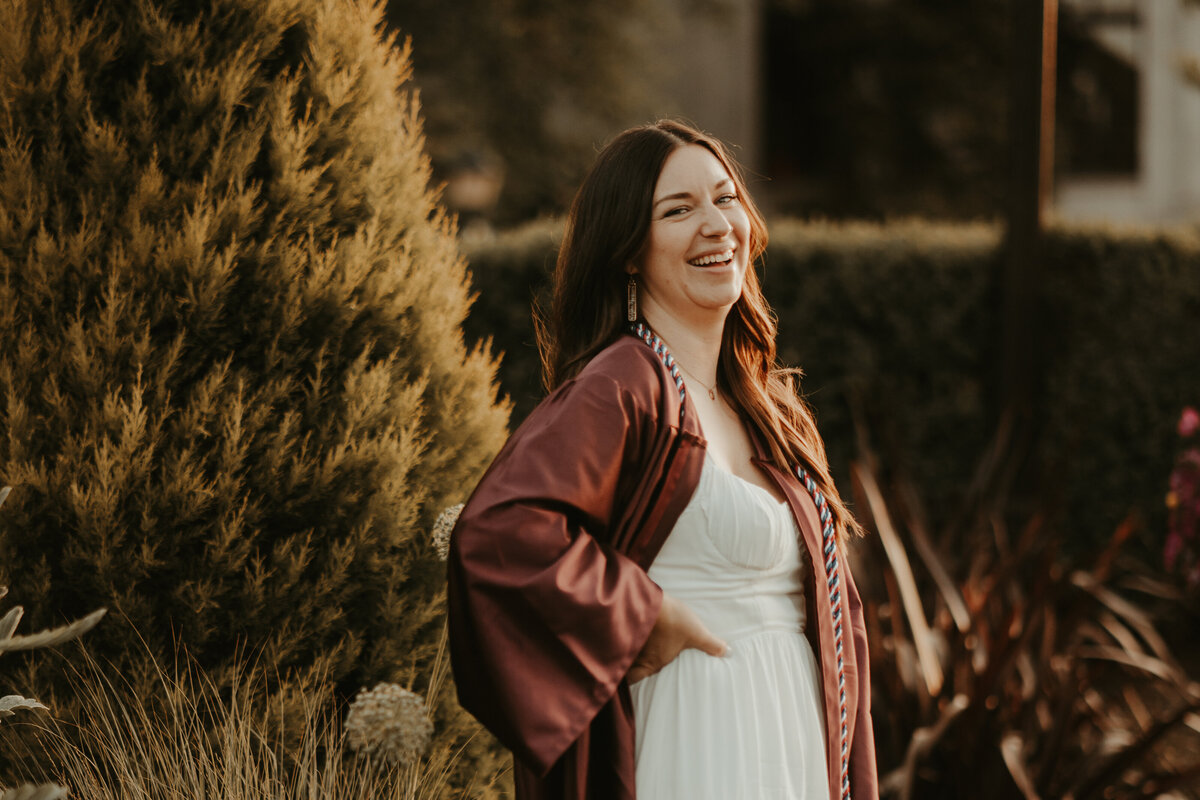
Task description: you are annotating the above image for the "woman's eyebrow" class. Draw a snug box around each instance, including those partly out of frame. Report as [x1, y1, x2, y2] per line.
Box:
[653, 191, 693, 208]
[652, 178, 735, 209]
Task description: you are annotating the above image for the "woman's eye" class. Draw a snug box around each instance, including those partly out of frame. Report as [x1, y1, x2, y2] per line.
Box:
[663, 206, 689, 218]
[716, 193, 739, 205]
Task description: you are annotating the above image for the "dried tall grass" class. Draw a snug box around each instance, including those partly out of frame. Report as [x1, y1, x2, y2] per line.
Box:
[5, 636, 495, 800]
[1, 484, 107, 800]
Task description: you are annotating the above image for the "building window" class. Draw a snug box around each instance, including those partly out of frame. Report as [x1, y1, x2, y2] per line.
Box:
[1056, 3, 1140, 176]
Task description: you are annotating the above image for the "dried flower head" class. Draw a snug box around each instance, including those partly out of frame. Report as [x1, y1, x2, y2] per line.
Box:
[431, 503, 464, 561]
[344, 682, 433, 767]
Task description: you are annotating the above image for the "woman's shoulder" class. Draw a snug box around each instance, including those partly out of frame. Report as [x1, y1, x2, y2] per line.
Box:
[581, 334, 665, 381]
[495, 334, 679, 463]
[581, 335, 681, 400]
[549, 334, 680, 421]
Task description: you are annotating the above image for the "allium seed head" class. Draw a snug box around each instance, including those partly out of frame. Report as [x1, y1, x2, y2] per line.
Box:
[345, 682, 433, 767]
[432, 503, 464, 561]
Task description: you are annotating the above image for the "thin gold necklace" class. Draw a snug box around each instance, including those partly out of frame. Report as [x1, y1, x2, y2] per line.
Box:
[647, 326, 719, 400]
[676, 362, 718, 401]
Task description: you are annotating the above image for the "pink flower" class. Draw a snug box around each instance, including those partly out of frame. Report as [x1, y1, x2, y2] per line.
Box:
[1178, 407, 1200, 437]
[1164, 416, 1200, 587]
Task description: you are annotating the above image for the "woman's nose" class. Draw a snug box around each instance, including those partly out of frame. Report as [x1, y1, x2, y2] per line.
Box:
[699, 203, 733, 237]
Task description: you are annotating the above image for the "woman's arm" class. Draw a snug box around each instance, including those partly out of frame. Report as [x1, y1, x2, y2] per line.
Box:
[447, 363, 666, 775]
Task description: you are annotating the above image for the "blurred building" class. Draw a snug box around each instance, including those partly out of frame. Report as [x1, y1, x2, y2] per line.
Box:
[648, 0, 764, 175]
[1055, 0, 1200, 224]
[655, 0, 1200, 224]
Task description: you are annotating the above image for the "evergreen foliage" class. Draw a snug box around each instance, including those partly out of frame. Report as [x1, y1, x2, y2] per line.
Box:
[0, 0, 508, 776]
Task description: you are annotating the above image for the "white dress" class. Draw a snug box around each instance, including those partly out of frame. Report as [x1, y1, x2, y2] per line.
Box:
[630, 453, 829, 800]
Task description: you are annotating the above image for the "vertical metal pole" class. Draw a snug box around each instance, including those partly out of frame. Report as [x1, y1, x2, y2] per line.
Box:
[1039, 0, 1059, 225]
[1002, 0, 1057, 426]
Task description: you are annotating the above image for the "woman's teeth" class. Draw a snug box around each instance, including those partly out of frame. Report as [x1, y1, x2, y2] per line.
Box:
[688, 250, 734, 266]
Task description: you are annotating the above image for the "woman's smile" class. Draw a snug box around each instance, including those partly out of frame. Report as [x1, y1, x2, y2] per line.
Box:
[687, 248, 736, 268]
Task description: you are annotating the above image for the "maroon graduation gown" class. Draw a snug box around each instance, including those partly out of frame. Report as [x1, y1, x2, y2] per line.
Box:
[447, 334, 879, 800]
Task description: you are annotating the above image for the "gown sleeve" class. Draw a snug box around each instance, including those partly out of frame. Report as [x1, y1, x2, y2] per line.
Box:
[446, 362, 665, 776]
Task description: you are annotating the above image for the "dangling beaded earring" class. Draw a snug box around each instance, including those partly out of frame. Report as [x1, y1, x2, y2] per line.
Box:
[626, 275, 638, 322]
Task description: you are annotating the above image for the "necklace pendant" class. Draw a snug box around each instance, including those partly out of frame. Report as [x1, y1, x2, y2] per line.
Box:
[707, 388, 716, 401]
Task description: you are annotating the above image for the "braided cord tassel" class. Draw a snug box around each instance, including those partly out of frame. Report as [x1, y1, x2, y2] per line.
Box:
[797, 465, 852, 800]
[631, 322, 686, 403]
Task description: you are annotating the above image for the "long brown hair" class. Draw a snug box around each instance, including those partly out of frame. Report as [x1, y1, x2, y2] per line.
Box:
[536, 120, 863, 542]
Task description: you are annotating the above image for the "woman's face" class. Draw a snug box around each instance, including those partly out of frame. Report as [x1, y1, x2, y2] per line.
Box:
[631, 144, 751, 330]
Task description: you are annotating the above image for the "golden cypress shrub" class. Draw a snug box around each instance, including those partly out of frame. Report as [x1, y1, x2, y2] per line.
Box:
[0, 0, 509, 787]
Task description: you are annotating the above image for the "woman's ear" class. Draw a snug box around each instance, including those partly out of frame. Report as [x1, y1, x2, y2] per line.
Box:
[625, 263, 638, 276]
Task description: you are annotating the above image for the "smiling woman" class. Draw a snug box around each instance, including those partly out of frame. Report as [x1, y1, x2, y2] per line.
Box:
[447, 120, 878, 800]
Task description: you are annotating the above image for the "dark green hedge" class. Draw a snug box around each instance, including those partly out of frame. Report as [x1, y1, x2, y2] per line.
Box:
[1040, 226, 1200, 553]
[462, 219, 1200, 553]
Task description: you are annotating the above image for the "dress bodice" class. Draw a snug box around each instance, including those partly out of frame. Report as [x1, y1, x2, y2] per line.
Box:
[646, 452, 809, 643]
